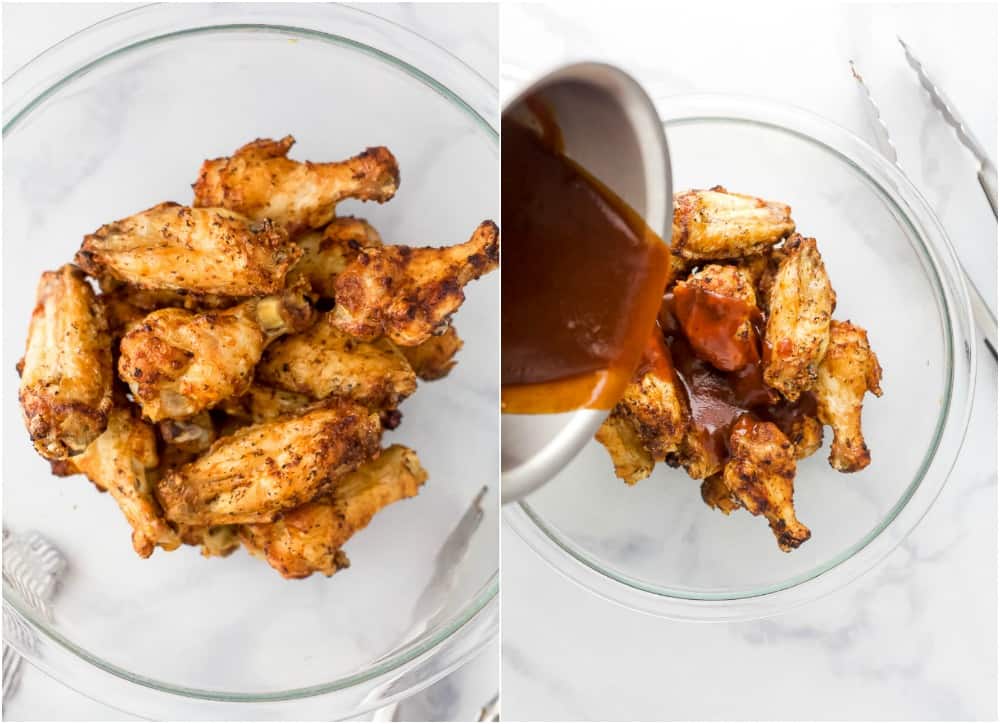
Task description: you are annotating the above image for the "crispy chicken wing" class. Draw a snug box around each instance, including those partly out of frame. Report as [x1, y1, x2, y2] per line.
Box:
[595, 414, 655, 485]
[763, 235, 835, 402]
[595, 331, 689, 484]
[239, 444, 426, 578]
[291, 216, 383, 298]
[397, 324, 463, 381]
[719, 416, 811, 550]
[753, 245, 788, 314]
[156, 401, 381, 526]
[256, 315, 416, 408]
[18, 265, 114, 460]
[815, 320, 883, 472]
[192, 136, 399, 235]
[674, 430, 727, 482]
[777, 411, 824, 460]
[331, 220, 499, 346]
[65, 405, 180, 557]
[700, 472, 740, 514]
[76, 202, 299, 296]
[672, 186, 795, 262]
[100, 279, 237, 311]
[219, 384, 312, 423]
[118, 284, 314, 421]
[99, 289, 148, 341]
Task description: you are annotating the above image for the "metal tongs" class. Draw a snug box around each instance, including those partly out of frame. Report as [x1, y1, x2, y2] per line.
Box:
[850, 39, 998, 359]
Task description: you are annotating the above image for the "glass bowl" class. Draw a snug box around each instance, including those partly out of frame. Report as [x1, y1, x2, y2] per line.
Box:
[3, 4, 497, 719]
[504, 94, 976, 622]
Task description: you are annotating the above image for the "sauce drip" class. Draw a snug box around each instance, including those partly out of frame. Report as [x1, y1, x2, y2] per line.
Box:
[660, 292, 815, 471]
[671, 284, 761, 372]
[501, 113, 672, 414]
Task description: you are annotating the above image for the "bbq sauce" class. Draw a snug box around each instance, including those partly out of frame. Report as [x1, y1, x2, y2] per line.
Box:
[660, 292, 816, 470]
[501, 114, 673, 414]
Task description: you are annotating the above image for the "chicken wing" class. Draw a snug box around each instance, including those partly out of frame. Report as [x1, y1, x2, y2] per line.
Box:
[776, 410, 824, 460]
[331, 220, 499, 346]
[595, 414, 655, 485]
[118, 284, 314, 421]
[256, 315, 416, 408]
[100, 279, 237, 310]
[701, 472, 740, 514]
[99, 289, 147, 341]
[291, 216, 383, 298]
[763, 235, 835, 402]
[64, 405, 181, 558]
[674, 429, 727, 482]
[156, 401, 381, 526]
[397, 324, 463, 381]
[672, 264, 760, 371]
[18, 265, 114, 460]
[595, 331, 689, 484]
[672, 186, 795, 262]
[76, 202, 300, 296]
[815, 320, 883, 472]
[720, 415, 811, 551]
[239, 444, 426, 578]
[219, 384, 312, 423]
[192, 136, 399, 235]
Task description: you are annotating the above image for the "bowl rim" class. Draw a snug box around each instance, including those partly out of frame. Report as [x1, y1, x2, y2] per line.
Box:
[2, 1, 499, 711]
[503, 92, 978, 622]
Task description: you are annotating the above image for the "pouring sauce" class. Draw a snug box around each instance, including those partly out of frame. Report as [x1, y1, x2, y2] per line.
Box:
[501, 113, 672, 413]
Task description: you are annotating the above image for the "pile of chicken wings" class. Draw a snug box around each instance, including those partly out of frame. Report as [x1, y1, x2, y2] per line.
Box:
[596, 186, 882, 551]
[18, 136, 499, 578]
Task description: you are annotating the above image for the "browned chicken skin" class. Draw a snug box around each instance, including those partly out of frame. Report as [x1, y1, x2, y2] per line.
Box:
[118, 283, 314, 421]
[763, 235, 835, 401]
[331, 220, 499, 346]
[719, 416, 811, 551]
[18, 265, 114, 460]
[673, 186, 795, 262]
[815, 320, 883, 472]
[156, 401, 381, 526]
[256, 314, 416, 409]
[397, 324, 464, 381]
[76, 202, 299, 296]
[192, 136, 399, 235]
[240, 444, 426, 578]
[219, 384, 313, 424]
[782, 412, 825, 460]
[291, 216, 383, 298]
[595, 331, 689, 484]
[63, 405, 180, 558]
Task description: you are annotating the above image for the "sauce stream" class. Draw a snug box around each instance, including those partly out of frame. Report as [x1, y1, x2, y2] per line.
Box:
[501, 113, 672, 414]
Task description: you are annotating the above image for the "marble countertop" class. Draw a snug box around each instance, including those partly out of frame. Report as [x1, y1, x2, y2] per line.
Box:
[501, 3, 997, 721]
[1, 3, 497, 721]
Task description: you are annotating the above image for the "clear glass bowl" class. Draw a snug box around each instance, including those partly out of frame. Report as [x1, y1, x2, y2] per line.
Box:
[3, 4, 497, 718]
[504, 94, 976, 621]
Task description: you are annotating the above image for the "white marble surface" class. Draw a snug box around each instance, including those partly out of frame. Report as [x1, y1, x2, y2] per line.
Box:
[501, 2, 997, 721]
[1, 3, 498, 721]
